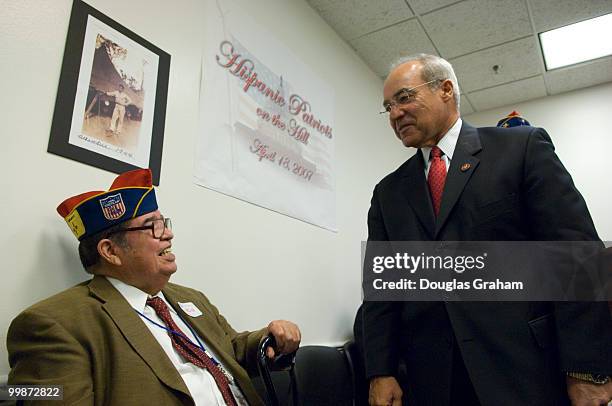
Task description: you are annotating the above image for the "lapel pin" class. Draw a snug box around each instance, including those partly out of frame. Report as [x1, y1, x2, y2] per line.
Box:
[460, 163, 471, 172]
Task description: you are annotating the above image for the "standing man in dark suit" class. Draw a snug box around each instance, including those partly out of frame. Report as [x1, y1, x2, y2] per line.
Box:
[362, 54, 612, 406]
[7, 168, 301, 405]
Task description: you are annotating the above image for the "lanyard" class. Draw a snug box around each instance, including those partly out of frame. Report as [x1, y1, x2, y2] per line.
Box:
[134, 308, 223, 369]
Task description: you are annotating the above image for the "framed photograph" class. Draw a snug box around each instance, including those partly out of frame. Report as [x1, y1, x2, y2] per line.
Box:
[48, 0, 170, 185]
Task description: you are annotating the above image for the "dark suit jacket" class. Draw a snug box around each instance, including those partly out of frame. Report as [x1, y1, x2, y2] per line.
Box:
[362, 122, 612, 405]
[7, 276, 267, 405]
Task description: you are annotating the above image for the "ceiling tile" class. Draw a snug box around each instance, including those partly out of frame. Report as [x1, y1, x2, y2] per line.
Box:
[459, 94, 475, 115]
[307, 0, 414, 40]
[407, 0, 462, 15]
[451, 37, 542, 92]
[468, 76, 547, 111]
[421, 0, 532, 59]
[529, 0, 612, 32]
[544, 56, 612, 95]
[350, 19, 437, 77]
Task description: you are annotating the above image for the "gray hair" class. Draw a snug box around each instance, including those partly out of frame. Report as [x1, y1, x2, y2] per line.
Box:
[390, 54, 460, 109]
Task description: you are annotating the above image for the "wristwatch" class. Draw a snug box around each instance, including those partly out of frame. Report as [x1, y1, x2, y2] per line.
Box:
[566, 372, 610, 385]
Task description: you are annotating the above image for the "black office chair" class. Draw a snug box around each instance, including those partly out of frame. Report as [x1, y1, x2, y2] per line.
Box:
[255, 337, 355, 406]
[292, 345, 353, 406]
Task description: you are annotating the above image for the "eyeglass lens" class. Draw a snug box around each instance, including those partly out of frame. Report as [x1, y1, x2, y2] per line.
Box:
[153, 218, 172, 238]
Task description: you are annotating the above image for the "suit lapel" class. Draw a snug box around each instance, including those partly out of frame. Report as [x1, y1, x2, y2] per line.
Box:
[401, 153, 435, 239]
[435, 123, 482, 238]
[88, 276, 191, 398]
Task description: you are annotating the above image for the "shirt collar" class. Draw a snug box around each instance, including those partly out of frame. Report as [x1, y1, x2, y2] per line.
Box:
[421, 117, 462, 162]
[106, 276, 174, 314]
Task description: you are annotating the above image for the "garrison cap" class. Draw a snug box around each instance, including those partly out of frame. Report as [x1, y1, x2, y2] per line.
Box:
[57, 169, 157, 240]
[497, 110, 531, 128]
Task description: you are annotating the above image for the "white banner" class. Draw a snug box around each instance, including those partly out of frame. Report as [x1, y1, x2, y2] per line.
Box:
[195, 0, 336, 231]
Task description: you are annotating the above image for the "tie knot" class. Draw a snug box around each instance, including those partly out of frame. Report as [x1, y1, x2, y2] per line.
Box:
[430, 146, 443, 159]
[146, 296, 167, 312]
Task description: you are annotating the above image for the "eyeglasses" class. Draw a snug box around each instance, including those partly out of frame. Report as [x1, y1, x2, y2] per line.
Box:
[380, 79, 440, 114]
[108, 217, 172, 239]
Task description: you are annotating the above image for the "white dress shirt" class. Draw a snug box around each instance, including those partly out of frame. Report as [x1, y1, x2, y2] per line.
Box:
[106, 277, 248, 406]
[421, 117, 462, 177]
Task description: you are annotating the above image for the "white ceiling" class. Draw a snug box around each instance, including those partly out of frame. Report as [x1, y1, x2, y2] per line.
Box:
[306, 0, 612, 114]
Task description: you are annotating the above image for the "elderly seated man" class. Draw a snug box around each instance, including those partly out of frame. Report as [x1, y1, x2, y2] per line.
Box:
[7, 168, 300, 405]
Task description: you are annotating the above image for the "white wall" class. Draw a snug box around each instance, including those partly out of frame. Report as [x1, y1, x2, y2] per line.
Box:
[464, 82, 612, 240]
[0, 0, 408, 375]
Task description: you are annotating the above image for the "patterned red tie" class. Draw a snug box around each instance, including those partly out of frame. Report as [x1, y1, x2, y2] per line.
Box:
[146, 297, 237, 406]
[428, 146, 447, 217]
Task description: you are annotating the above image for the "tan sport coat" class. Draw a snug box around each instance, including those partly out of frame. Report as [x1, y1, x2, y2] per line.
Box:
[7, 276, 267, 405]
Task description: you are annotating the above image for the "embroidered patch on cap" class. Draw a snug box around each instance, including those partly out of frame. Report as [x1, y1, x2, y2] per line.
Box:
[65, 210, 86, 239]
[99, 193, 127, 220]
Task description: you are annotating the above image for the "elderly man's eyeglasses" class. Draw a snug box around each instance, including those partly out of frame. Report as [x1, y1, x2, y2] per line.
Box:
[108, 218, 172, 239]
[380, 79, 440, 114]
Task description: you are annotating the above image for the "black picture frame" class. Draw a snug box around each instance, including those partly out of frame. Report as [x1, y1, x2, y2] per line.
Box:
[48, 0, 170, 185]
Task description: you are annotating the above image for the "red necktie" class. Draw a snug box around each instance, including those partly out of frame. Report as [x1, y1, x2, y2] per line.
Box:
[146, 297, 237, 406]
[428, 146, 447, 216]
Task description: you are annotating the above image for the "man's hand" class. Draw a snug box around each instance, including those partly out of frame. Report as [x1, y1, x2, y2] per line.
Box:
[369, 376, 403, 406]
[265, 320, 301, 358]
[566, 376, 612, 406]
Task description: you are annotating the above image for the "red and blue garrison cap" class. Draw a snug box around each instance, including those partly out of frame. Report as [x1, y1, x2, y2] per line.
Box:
[57, 169, 158, 240]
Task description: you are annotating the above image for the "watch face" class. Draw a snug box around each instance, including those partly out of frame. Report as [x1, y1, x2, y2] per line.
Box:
[592, 374, 610, 384]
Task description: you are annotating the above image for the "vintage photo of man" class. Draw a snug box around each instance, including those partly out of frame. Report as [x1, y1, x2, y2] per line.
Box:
[82, 34, 145, 153]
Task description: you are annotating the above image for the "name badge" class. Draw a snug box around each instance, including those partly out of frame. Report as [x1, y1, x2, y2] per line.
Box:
[178, 302, 203, 317]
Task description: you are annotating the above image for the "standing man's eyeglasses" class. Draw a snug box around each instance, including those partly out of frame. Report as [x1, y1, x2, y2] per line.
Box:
[380, 79, 440, 114]
[108, 218, 172, 239]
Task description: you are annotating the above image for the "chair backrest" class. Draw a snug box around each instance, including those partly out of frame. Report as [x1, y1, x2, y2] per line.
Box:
[293, 345, 353, 406]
